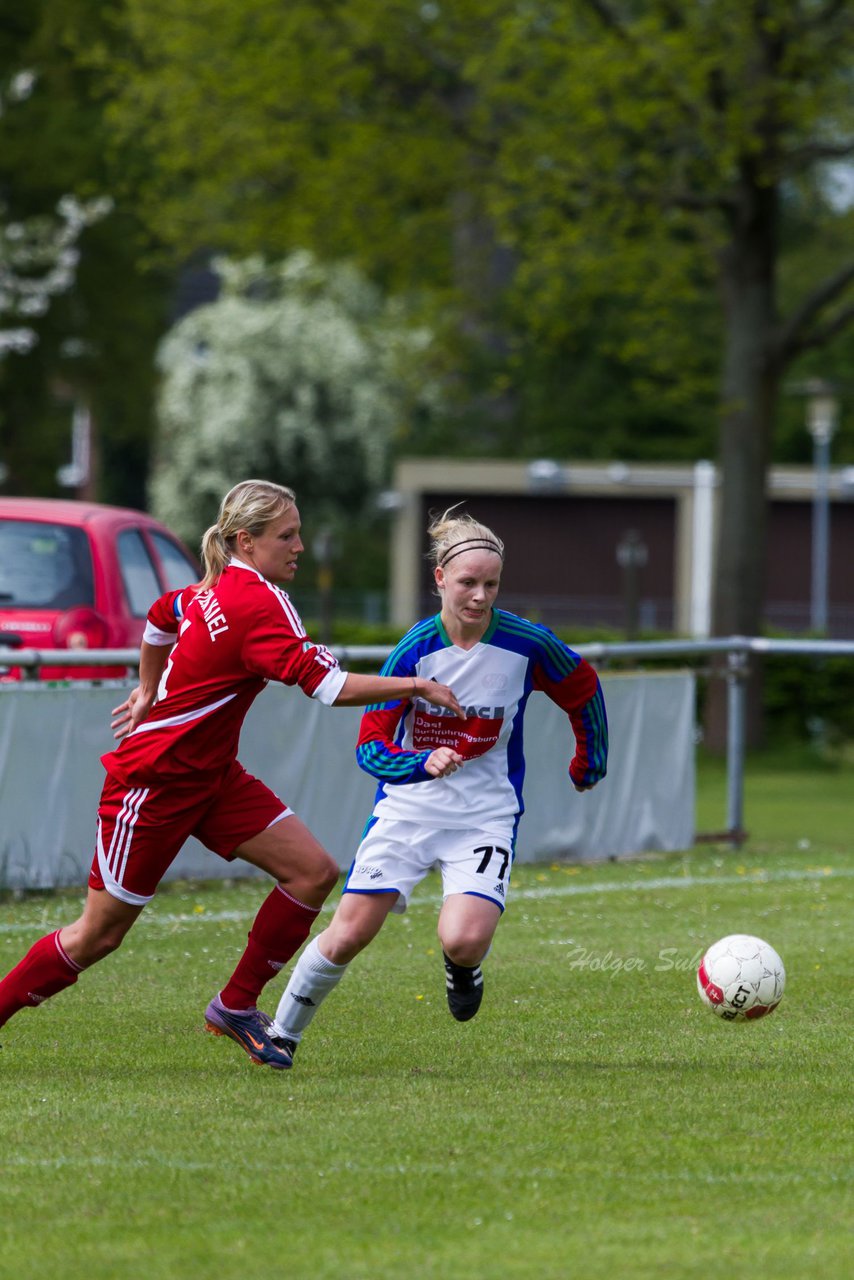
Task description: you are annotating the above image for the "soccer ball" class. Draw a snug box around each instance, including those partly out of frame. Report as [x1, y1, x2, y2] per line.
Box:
[697, 934, 785, 1021]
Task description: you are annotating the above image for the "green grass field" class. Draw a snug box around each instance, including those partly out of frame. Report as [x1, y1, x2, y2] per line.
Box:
[0, 754, 851, 1280]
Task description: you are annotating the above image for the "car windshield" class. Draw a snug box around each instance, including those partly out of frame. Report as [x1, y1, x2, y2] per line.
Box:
[0, 520, 94, 608]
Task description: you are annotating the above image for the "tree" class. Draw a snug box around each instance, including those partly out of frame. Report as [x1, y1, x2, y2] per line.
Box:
[151, 251, 441, 569]
[110, 0, 854, 659]
[108, 0, 723, 457]
[499, 1, 854, 642]
[0, 0, 173, 505]
[0, 61, 111, 493]
[484, 0, 854, 743]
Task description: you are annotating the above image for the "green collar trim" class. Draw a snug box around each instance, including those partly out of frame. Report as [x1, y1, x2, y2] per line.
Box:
[435, 609, 498, 648]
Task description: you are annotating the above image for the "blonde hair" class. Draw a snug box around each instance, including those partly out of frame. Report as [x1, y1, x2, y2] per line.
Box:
[200, 479, 296, 588]
[427, 505, 504, 571]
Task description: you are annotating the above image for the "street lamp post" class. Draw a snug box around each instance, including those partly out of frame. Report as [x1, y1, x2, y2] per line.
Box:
[616, 528, 648, 639]
[313, 526, 337, 648]
[805, 382, 839, 633]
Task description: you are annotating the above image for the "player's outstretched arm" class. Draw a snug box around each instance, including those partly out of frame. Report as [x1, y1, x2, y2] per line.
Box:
[334, 673, 464, 719]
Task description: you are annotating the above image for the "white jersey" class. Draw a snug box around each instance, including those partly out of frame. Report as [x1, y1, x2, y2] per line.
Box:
[355, 610, 608, 830]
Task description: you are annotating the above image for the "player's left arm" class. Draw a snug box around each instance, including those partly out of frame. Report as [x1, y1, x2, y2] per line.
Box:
[533, 652, 609, 792]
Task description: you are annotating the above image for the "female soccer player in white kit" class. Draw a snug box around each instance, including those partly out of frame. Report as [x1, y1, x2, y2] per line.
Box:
[268, 508, 609, 1056]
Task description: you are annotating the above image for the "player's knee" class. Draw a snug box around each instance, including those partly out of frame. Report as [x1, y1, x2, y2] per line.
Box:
[440, 928, 491, 968]
[277, 852, 339, 910]
[94, 936, 124, 963]
[324, 927, 368, 964]
[313, 853, 340, 897]
[322, 914, 381, 964]
[75, 925, 128, 967]
[444, 941, 487, 967]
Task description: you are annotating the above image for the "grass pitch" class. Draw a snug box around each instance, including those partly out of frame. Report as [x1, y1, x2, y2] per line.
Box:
[0, 760, 851, 1279]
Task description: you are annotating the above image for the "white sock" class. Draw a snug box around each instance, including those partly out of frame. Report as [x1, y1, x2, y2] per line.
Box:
[270, 936, 349, 1043]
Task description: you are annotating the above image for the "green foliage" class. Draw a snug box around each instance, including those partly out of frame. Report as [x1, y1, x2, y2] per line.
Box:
[762, 653, 854, 750]
[110, 0, 482, 287]
[0, 0, 171, 505]
[107, 0, 854, 476]
[109, 1, 726, 425]
[4, 0, 854, 542]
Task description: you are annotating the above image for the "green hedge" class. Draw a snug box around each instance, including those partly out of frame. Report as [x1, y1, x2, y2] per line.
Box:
[761, 653, 854, 746]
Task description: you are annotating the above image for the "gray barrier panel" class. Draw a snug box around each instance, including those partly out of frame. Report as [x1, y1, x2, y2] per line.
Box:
[0, 671, 694, 891]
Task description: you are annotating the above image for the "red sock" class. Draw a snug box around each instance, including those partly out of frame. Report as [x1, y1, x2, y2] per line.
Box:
[220, 885, 320, 1010]
[0, 930, 83, 1028]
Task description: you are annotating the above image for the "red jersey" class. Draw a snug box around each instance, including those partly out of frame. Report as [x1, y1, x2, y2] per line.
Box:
[101, 559, 346, 785]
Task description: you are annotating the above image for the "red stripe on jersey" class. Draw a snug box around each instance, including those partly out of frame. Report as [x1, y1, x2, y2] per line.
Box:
[357, 704, 408, 750]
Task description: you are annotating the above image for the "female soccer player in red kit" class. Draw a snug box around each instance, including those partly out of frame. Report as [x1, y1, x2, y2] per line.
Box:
[0, 480, 463, 1069]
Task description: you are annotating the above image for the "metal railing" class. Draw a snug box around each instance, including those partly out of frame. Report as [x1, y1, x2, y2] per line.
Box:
[4, 636, 853, 847]
[571, 636, 854, 843]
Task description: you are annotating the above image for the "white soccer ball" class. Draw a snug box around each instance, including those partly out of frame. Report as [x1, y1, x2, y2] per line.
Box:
[697, 934, 785, 1021]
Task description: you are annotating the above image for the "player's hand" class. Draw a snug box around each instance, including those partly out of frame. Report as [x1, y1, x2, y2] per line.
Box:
[424, 747, 465, 778]
[572, 780, 598, 793]
[110, 687, 155, 739]
[416, 679, 465, 719]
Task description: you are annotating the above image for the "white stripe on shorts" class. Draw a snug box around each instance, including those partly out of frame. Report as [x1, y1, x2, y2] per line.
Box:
[96, 786, 152, 906]
[109, 786, 148, 884]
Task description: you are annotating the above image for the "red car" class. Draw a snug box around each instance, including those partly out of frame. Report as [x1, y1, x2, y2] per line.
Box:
[0, 497, 199, 679]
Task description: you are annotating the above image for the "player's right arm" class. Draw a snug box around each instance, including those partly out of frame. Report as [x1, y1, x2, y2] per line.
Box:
[110, 587, 188, 739]
[356, 694, 464, 784]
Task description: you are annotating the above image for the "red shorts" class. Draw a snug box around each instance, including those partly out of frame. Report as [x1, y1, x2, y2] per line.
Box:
[89, 760, 290, 905]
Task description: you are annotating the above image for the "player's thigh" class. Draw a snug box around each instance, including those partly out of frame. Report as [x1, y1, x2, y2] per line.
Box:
[343, 818, 436, 911]
[195, 762, 291, 861]
[196, 762, 339, 898]
[235, 813, 339, 895]
[438, 828, 515, 913]
[92, 775, 203, 903]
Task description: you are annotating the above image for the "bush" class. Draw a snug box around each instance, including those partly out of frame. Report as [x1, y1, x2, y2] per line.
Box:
[762, 653, 854, 748]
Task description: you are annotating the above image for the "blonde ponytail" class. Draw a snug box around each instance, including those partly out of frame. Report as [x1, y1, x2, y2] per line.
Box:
[200, 525, 232, 588]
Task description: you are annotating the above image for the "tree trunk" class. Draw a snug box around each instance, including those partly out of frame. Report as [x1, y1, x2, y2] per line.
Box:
[704, 174, 779, 752]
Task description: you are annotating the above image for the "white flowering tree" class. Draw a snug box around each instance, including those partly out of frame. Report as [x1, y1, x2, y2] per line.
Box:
[151, 251, 440, 544]
[0, 71, 111, 358]
[0, 192, 113, 356]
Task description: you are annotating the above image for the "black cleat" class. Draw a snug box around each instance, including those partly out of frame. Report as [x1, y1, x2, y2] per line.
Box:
[443, 952, 484, 1022]
[270, 1034, 298, 1059]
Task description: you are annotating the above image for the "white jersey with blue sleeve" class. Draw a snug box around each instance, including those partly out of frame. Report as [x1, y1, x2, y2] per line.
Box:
[355, 610, 608, 830]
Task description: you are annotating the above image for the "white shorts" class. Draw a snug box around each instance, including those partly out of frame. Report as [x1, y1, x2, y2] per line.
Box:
[343, 818, 517, 914]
